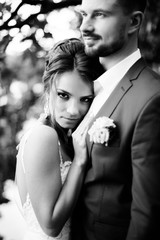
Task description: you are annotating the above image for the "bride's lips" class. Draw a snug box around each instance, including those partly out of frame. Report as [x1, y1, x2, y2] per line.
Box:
[63, 117, 79, 123]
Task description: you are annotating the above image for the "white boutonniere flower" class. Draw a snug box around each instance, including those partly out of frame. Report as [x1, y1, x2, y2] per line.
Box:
[88, 117, 116, 146]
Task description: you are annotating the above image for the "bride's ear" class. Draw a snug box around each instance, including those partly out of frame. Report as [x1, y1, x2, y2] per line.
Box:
[128, 11, 144, 34]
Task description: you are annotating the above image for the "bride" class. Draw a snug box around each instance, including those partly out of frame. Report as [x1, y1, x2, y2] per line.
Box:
[14, 38, 104, 240]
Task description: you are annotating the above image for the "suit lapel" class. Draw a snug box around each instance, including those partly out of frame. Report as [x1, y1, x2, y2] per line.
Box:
[87, 58, 147, 154]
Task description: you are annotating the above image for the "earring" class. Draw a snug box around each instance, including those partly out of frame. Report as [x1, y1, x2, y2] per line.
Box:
[44, 104, 50, 119]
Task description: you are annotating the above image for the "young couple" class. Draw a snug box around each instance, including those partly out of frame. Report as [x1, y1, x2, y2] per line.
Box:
[15, 0, 160, 240]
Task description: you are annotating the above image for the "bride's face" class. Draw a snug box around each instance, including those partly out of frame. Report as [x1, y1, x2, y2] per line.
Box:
[50, 70, 94, 129]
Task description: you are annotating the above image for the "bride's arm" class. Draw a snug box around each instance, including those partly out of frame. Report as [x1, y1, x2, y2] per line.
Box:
[50, 126, 89, 236]
[24, 124, 88, 237]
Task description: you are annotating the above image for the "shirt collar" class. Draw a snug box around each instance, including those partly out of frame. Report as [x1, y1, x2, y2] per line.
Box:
[96, 49, 141, 90]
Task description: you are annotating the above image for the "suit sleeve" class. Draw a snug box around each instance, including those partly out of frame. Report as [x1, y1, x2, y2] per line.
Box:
[126, 93, 160, 240]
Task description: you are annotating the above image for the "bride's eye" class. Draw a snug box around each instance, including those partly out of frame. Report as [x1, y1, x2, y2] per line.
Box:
[57, 92, 69, 100]
[80, 96, 94, 104]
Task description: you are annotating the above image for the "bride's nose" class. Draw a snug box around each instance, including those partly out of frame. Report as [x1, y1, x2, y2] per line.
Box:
[66, 100, 79, 116]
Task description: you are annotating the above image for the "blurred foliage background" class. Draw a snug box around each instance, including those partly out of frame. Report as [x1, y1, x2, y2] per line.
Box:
[0, 0, 160, 206]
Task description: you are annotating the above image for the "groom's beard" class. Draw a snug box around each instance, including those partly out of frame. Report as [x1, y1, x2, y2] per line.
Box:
[83, 25, 127, 57]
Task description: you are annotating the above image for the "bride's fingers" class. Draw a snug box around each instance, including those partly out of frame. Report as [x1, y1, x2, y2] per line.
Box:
[80, 126, 89, 141]
[76, 118, 92, 138]
[73, 126, 89, 148]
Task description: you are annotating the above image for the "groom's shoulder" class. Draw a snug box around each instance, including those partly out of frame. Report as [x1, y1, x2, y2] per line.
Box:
[135, 59, 160, 89]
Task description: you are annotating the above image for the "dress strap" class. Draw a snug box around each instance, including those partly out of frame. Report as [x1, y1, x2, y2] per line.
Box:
[17, 121, 43, 174]
[58, 140, 63, 166]
[17, 128, 33, 174]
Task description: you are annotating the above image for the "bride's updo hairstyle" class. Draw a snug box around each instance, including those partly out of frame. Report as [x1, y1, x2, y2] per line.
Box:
[42, 38, 104, 96]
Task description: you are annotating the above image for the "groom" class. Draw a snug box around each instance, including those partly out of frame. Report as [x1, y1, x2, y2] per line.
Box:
[71, 0, 160, 239]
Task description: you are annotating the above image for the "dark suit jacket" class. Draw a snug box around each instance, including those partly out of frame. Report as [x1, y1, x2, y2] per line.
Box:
[71, 58, 160, 240]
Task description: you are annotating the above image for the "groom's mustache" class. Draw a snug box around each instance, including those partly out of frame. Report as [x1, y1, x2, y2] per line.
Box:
[82, 33, 101, 40]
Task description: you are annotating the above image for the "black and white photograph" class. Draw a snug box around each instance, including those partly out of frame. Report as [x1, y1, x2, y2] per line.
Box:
[0, 0, 160, 240]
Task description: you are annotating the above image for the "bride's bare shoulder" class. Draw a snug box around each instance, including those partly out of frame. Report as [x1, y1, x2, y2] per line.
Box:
[25, 124, 59, 149]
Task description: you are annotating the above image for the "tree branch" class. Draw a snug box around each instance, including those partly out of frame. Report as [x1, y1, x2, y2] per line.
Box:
[0, 0, 81, 31]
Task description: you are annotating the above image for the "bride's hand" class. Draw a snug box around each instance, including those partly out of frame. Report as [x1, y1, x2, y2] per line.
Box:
[72, 125, 89, 166]
[72, 113, 93, 166]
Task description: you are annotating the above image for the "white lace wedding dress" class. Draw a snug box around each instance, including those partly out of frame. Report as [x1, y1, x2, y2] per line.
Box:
[14, 122, 72, 240]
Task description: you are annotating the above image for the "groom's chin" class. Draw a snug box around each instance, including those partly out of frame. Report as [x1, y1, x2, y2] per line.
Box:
[84, 46, 99, 57]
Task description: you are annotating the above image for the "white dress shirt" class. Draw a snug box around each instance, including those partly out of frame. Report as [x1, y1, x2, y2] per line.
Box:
[91, 49, 141, 116]
[73, 49, 141, 136]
